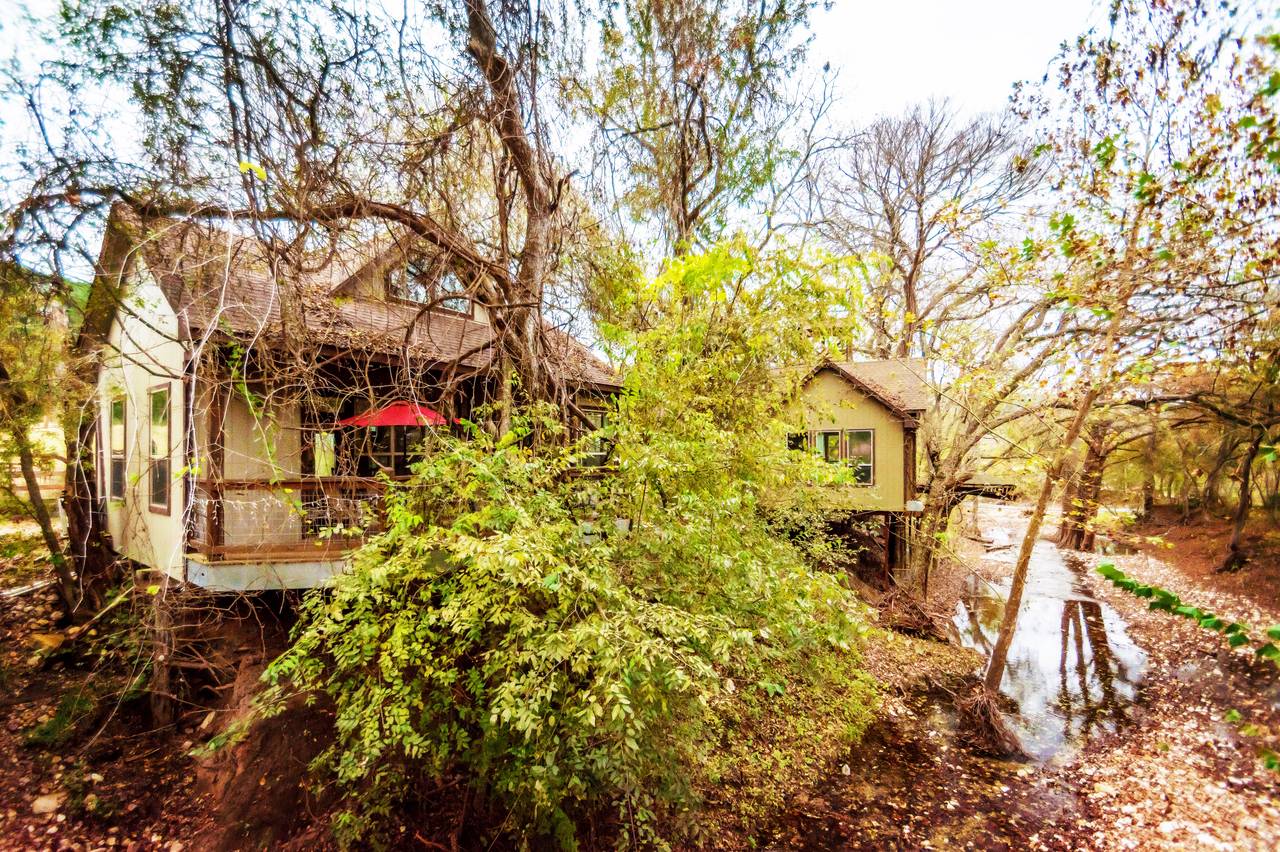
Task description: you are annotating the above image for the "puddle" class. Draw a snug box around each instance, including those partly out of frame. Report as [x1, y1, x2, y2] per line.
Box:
[954, 509, 1147, 761]
[1094, 535, 1137, 555]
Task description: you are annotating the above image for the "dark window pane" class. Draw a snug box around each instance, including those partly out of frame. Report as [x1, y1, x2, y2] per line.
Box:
[847, 430, 873, 464]
[149, 387, 170, 510]
[400, 426, 425, 453]
[368, 426, 392, 453]
[110, 458, 125, 499]
[438, 271, 470, 313]
[846, 429, 874, 484]
[150, 460, 169, 509]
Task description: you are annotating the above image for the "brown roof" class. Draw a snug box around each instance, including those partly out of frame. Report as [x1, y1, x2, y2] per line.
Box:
[109, 207, 619, 389]
[820, 358, 932, 414]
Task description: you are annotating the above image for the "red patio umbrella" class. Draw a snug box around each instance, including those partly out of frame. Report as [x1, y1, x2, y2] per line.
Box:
[336, 401, 447, 428]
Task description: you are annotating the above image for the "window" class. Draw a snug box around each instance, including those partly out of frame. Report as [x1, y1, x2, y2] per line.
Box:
[436, 270, 470, 314]
[389, 260, 471, 315]
[362, 425, 426, 477]
[148, 386, 171, 512]
[846, 429, 874, 485]
[787, 433, 806, 452]
[302, 397, 344, 477]
[816, 431, 841, 464]
[579, 408, 611, 467]
[109, 397, 126, 500]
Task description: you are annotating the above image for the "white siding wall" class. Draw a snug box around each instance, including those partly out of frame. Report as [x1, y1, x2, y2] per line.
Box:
[219, 395, 304, 547]
[98, 263, 187, 579]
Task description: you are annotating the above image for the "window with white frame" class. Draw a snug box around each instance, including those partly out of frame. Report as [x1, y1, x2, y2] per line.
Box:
[846, 428, 874, 485]
[109, 396, 126, 500]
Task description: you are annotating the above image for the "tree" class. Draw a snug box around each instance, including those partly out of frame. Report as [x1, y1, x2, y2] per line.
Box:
[968, 0, 1280, 749]
[0, 262, 83, 613]
[564, 0, 831, 257]
[815, 101, 1043, 359]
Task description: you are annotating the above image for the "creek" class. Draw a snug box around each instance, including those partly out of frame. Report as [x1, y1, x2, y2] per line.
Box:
[952, 503, 1148, 761]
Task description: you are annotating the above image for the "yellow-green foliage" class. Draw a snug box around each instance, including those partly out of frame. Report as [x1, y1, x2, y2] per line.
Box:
[258, 243, 877, 848]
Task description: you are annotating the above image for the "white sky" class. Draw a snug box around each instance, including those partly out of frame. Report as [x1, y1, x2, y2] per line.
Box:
[813, 0, 1102, 122]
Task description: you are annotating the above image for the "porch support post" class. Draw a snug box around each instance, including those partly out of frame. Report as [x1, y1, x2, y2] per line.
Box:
[207, 354, 227, 559]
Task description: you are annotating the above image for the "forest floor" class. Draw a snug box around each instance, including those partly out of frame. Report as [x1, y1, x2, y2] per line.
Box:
[1, 506, 1279, 850]
[766, 502, 1280, 850]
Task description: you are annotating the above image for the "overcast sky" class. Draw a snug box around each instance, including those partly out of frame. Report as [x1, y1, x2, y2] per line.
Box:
[813, 0, 1101, 122]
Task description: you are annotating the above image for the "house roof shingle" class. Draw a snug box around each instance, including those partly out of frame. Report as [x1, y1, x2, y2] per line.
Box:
[816, 357, 932, 415]
[113, 207, 620, 390]
[830, 358, 932, 413]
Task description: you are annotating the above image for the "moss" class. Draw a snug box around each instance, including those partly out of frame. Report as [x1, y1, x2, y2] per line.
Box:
[0, 526, 51, 586]
[24, 690, 96, 749]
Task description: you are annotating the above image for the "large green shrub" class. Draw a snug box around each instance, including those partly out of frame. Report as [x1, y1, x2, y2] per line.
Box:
[257, 242, 875, 847]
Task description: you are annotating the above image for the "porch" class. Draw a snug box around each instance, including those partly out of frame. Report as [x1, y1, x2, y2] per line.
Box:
[183, 476, 387, 589]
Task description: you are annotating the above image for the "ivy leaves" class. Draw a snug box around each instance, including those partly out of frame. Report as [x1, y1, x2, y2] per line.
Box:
[1096, 562, 1280, 663]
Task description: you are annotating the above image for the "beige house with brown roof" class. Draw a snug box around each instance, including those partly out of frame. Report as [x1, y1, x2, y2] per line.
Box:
[79, 204, 619, 591]
[790, 358, 931, 575]
[791, 358, 930, 512]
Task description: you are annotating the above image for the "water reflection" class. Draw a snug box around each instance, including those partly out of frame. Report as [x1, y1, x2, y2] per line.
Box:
[953, 512, 1147, 761]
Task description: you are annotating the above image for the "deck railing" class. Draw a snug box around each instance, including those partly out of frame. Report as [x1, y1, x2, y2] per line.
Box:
[189, 477, 389, 561]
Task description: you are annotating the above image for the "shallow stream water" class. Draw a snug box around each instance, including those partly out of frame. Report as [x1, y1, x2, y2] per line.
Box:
[952, 504, 1148, 761]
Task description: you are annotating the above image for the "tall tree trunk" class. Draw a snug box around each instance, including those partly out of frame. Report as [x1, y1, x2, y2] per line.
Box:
[1057, 462, 1081, 548]
[1138, 426, 1157, 521]
[1079, 466, 1106, 553]
[1219, 428, 1265, 572]
[912, 475, 962, 587]
[63, 412, 114, 615]
[0, 358, 100, 617]
[983, 302, 1130, 695]
[1060, 432, 1107, 552]
[1202, 434, 1240, 519]
[13, 432, 77, 613]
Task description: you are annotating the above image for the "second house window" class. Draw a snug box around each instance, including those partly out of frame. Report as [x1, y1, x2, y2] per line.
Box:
[148, 385, 171, 513]
[390, 260, 471, 315]
[846, 429, 874, 485]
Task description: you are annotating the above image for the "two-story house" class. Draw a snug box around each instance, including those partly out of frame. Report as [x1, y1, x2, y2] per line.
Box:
[79, 203, 620, 591]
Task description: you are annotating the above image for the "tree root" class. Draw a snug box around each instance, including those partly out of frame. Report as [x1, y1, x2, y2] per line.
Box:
[955, 686, 1027, 759]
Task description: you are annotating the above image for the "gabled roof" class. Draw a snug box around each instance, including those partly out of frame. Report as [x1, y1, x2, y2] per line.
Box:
[807, 358, 931, 417]
[86, 204, 619, 390]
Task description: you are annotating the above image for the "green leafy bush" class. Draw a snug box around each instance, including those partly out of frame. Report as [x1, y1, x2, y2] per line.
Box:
[256, 243, 874, 847]
[1096, 562, 1280, 660]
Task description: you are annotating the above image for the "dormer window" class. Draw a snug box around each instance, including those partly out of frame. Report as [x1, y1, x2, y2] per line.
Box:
[389, 259, 471, 315]
[436, 270, 470, 314]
